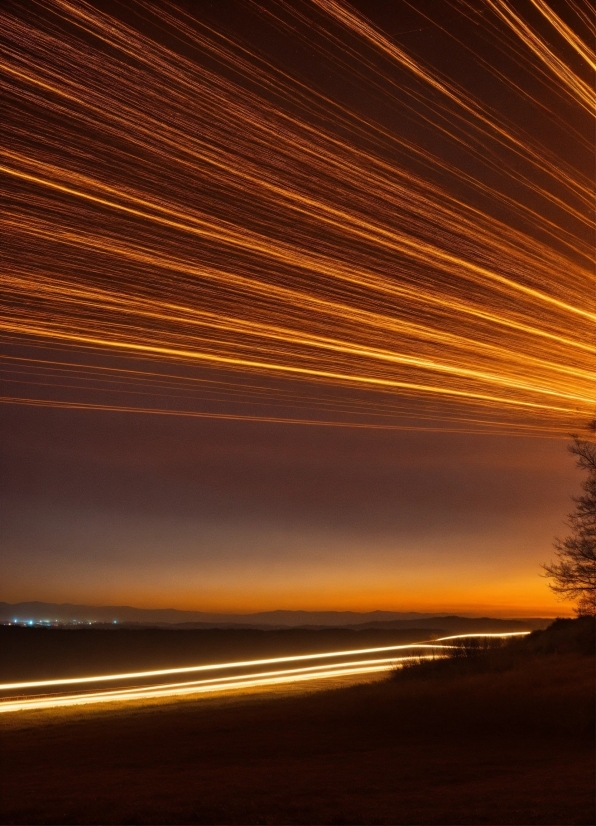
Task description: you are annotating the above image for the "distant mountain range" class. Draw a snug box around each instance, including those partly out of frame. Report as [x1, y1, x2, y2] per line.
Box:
[0, 601, 552, 631]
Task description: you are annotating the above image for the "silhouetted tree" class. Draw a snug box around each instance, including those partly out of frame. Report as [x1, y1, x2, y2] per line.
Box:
[544, 420, 596, 616]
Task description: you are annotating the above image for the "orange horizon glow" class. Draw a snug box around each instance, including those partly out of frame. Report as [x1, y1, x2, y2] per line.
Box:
[3, 590, 574, 619]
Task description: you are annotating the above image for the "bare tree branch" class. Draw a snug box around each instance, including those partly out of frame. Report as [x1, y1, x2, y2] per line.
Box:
[544, 419, 596, 617]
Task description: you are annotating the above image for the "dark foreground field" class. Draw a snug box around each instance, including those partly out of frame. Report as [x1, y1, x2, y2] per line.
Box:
[1, 620, 594, 825]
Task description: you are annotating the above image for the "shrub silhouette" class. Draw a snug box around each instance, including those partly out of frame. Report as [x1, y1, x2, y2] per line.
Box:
[394, 617, 594, 682]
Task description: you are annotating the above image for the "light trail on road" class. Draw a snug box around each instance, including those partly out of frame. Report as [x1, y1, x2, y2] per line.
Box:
[0, 633, 529, 692]
[0, 641, 453, 692]
[435, 632, 531, 641]
[0, 660, 414, 714]
[0, 632, 530, 714]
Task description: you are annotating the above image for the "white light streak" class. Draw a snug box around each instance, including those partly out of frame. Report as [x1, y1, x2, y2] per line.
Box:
[0, 641, 450, 692]
[435, 631, 531, 641]
[0, 655, 442, 714]
[0, 633, 531, 715]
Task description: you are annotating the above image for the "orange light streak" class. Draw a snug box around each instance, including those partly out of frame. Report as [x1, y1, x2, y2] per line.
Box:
[1, 0, 593, 434]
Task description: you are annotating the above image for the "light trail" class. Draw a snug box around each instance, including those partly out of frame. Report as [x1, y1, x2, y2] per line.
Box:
[315, 0, 593, 195]
[0, 396, 572, 437]
[0, 641, 455, 692]
[435, 631, 531, 641]
[0, 659, 426, 715]
[47, 656, 432, 697]
[0, 631, 531, 714]
[0, 631, 530, 692]
[0, 0, 593, 435]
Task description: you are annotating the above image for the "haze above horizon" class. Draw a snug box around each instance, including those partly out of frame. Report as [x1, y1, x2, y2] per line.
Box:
[1, 0, 592, 617]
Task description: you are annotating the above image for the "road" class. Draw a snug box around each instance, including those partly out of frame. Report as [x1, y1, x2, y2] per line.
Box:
[0, 632, 528, 713]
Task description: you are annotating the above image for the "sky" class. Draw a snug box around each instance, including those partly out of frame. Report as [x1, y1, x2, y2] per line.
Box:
[1, 0, 593, 616]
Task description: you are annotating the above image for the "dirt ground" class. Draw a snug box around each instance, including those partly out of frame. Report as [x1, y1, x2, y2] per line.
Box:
[1, 651, 593, 824]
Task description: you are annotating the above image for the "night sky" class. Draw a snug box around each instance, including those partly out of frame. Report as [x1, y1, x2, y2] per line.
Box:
[1, 0, 593, 616]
